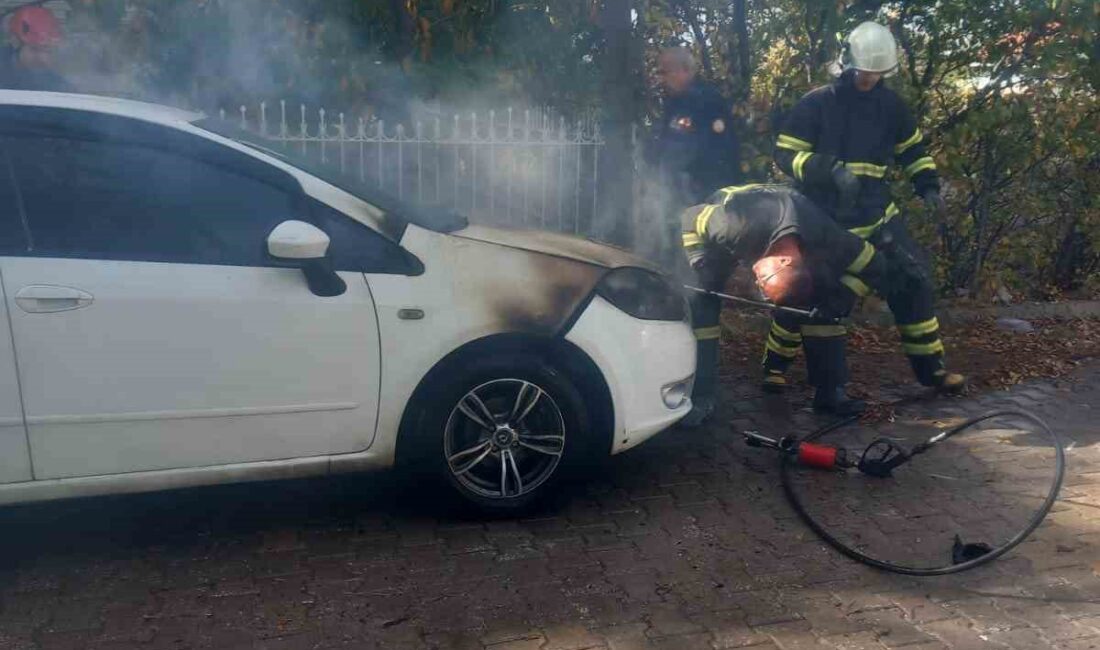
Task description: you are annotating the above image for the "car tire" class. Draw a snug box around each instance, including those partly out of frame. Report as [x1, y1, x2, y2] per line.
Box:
[403, 352, 597, 514]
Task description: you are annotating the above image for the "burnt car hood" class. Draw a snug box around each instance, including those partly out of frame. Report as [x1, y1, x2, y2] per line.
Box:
[451, 224, 659, 271]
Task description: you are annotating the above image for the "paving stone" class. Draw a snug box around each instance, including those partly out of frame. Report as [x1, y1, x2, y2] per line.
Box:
[3, 364, 1100, 650]
[920, 617, 1012, 648]
[543, 624, 606, 650]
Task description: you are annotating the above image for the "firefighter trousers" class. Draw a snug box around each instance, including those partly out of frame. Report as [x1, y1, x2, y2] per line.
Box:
[691, 290, 722, 400]
[762, 218, 949, 388]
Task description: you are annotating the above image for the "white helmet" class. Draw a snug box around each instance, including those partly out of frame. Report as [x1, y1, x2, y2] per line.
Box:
[842, 21, 899, 76]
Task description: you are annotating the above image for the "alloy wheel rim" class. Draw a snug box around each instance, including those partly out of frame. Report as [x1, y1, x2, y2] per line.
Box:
[443, 378, 566, 499]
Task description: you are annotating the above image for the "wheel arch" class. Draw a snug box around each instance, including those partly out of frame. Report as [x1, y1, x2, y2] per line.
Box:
[395, 333, 615, 468]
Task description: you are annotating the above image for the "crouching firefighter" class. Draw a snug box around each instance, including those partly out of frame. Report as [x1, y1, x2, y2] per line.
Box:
[682, 184, 894, 415]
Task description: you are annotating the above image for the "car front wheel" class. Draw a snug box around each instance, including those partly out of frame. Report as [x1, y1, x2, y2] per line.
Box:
[405, 354, 596, 513]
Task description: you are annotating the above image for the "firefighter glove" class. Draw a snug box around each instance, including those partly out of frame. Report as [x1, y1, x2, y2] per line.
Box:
[691, 256, 726, 292]
[831, 164, 860, 208]
[922, 189, 946, 217]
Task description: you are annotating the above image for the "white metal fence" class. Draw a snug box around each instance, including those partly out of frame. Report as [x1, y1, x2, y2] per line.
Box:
[221, 102, 606, 234]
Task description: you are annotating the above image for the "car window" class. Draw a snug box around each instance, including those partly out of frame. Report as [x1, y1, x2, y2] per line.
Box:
[3, 135, 299, 267]
[0, 149, 27, 255]
[308, 198, 413, 273]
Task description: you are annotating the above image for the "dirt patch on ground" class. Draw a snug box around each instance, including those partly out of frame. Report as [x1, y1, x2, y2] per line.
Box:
[718, 312, 1100, 407]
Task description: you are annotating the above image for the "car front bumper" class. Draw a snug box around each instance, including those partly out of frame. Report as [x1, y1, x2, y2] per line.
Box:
[564, 295, 696, 454]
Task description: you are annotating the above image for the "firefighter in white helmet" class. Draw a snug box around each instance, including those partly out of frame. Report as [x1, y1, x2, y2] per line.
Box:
[764, 21, 965, 408]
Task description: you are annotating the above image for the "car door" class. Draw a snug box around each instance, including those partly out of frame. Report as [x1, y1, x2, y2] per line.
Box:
[0, 117, 382, 480]
[0, 173, 31, 483]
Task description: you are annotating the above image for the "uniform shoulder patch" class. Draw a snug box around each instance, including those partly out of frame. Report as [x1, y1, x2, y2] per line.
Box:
[671, 116, 694, 132]
[712, 119, 726, 134]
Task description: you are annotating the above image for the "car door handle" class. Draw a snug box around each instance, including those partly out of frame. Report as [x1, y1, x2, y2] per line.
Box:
[15, 285, 95, 313]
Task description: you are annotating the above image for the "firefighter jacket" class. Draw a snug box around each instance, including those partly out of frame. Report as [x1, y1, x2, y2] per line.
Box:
[681, 184, 886, 305]
[651, 79, 742, 202]
[773, 71, 939, 237]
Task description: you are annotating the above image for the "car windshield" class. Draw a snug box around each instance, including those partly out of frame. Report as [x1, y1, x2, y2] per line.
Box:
[193, 117, 468, 234]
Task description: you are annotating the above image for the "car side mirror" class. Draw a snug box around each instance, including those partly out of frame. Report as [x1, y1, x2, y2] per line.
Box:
[267, 220, 346, 297]
[268, 220, 330, 260]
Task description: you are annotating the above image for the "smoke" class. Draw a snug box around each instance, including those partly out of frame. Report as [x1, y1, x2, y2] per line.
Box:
[43, 0, 675, 264]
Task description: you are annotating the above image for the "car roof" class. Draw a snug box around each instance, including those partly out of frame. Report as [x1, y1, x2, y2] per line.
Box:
[0, 90, 202, 126]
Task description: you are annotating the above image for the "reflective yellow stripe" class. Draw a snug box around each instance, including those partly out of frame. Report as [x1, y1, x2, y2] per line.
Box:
[695, 326, 721, 341]
[770, 322, 803, 343]
[776, 134, 813, 152]
[898, 318, 940, 338]
[846, 241, 876, 274]
[793, 151, 813, 181]
[905, 157, 937, 178]
[802, 325, 848, 338]
[767, 333, 800, 350]
[848, 203, 899, 239]
[895, 129, 923, 155]
[766, 336, 799, 358]
[840, 274, 872, 297]
[682, 233, 703, 248]
[695, 204, 720, 238]
[848, 222, 880, 239]
[717, 184, 768, 204]
[844, 162, 888, 178]
[902, 340, 945, 356]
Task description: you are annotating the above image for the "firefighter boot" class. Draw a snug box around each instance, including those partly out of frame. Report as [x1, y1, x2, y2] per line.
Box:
[761, 370, 789, 394]
[934, 372, 967, 395]
[680, 395, 716, 428]
[802, 325, 864, 416]
[812, 387, 867, 416]
[682, 291, 722, 428]
[761, 317, 803, 393]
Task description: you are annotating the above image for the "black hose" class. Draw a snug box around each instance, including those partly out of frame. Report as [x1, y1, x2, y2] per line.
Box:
[781, 410, 1065, 575]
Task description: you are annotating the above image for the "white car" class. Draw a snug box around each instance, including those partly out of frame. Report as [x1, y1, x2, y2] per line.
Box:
[0, 91, 696, 512]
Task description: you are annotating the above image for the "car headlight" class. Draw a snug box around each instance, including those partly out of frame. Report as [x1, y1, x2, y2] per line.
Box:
[596, 267, 687, 321]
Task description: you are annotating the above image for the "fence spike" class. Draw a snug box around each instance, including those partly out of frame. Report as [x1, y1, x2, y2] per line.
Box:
[234, 99, 601, 237]
[300, 104, 307, 154]
[339, 113, 346, 173]
[280, 100, 287, 140]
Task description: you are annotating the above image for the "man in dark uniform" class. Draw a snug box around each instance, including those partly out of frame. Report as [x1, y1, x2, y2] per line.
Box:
[765, 21, 965, 402]
[651, 47, 742, 427]
[682, 184, 889, 414]
[0, 5, 71, 92]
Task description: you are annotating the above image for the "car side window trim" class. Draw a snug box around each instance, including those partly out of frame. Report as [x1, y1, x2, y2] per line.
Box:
[0, 144, 32, 254]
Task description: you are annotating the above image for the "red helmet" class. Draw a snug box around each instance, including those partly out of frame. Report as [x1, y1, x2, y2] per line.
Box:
[8, 6, 62, 48]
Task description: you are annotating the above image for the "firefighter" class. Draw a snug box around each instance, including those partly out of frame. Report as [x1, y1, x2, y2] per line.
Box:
[651, 46, 743, 427]
[682, 184, 890, 415]
[0, 5, 71, 92]
[765, 21, 965, 396]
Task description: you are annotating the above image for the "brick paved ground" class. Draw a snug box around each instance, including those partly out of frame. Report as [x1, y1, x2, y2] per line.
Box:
[1, 363, 1099, 649]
